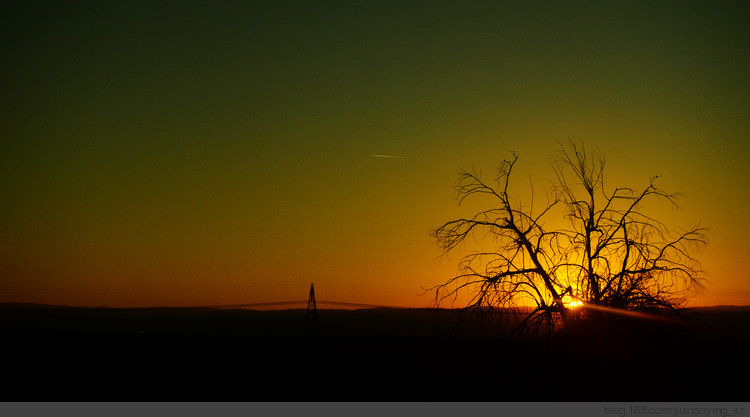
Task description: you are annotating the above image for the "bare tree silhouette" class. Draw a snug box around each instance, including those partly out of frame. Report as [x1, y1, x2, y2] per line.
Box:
[429, 139, 708, 336]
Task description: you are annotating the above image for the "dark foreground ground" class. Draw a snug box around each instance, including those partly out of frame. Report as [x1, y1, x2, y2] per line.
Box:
[1, 304, 748, 401]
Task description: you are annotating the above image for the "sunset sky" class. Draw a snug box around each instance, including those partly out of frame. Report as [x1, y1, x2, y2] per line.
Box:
[2, 1, 748, 308]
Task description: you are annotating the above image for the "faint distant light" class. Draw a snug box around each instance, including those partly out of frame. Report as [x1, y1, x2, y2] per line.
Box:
[371, 154, 405, 159]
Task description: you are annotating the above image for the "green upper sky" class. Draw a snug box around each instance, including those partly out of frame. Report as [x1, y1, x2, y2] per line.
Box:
[1, 1, 748, 307]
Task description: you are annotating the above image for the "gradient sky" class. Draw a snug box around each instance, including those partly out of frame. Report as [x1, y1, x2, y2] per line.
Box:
[2, 1, 749, 308]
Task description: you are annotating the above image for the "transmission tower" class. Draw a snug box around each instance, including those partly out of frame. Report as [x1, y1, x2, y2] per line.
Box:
[306, 283, 318, 336]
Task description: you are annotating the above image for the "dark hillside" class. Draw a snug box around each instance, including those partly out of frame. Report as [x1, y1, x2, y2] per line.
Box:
[0, 304, 747, 401]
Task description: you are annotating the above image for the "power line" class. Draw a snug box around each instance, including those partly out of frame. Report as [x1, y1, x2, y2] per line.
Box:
[317, 300, 414, 309]
[205, 300, 416, 310]
[204, 301, 308, 308]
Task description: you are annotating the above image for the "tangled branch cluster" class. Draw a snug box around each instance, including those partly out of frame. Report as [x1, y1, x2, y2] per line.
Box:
[429, 140, 707, 336]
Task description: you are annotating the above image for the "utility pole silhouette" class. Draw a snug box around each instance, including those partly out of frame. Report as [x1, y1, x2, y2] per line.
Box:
[306, 283, 318, 337]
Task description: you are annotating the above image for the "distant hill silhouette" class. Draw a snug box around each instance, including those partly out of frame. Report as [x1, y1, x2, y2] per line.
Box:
[0, 303, 747, 400]
[0, 302, 80, 310]
[1, 302, 748, 339]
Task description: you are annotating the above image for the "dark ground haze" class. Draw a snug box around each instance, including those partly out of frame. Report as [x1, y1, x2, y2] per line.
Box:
[1, 304, 747, 401]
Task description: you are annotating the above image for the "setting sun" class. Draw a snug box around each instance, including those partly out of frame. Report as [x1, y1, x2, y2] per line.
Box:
[563, 295, 584, 309]
[567, 299, 584, 308]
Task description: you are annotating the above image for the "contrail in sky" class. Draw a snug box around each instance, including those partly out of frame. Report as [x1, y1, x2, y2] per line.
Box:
[371, 154, 405, 159]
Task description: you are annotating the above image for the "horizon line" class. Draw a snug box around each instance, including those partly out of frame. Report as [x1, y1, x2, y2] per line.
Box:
[1, 301, 748, 311]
